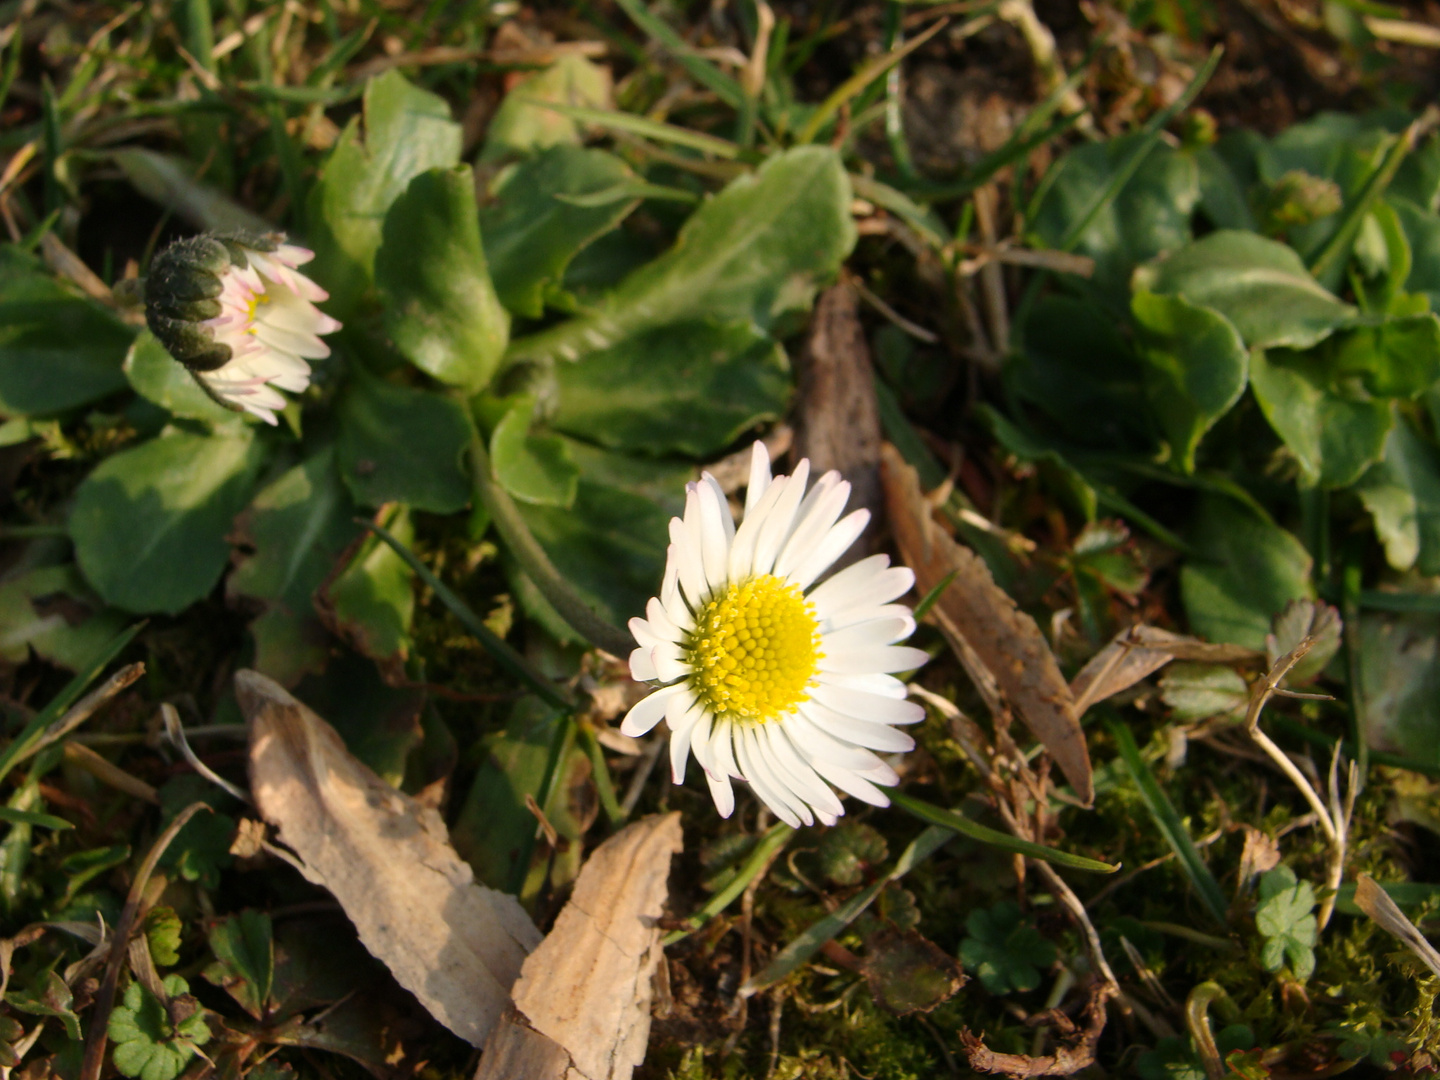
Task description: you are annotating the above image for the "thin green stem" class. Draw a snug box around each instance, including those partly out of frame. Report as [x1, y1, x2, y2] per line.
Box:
[577, 722, 626, 827]
[662, 823, 794, 945]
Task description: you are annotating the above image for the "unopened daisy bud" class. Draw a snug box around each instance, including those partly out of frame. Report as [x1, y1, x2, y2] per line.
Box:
[621, 442, 929, 828]
[144, 231, 341, 425]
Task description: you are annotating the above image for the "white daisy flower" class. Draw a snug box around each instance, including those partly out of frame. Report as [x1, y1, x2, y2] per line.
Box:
[145, 232, 341, 425]
[620, 442, 929, 828]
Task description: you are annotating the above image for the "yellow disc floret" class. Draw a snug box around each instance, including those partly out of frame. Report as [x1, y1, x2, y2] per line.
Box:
[685, 574, 822, 722]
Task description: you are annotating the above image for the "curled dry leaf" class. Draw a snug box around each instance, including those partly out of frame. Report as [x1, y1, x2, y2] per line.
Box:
[792, 283, 884, 565]
[475, 813, 683, 1080]
[960, 981, 1114, 1077]
[1354, 874, 1440, 979]
[879, 444, 1093, 804]
[1069, 625, 1259, 713]
[237, 670, 541, 1047]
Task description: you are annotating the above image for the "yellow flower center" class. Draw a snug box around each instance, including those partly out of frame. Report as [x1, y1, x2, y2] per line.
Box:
[685, 574, 822, 722]
[244, 291, 270, 334]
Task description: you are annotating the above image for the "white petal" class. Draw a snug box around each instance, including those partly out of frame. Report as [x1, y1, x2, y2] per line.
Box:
[689, 711, 716, 775]
[668, 518, 709, 610]
[809, 557, 914, 621]
[706, 771, 736, 817]
[629, 647, 658, 683]
[765, 723, 844, 820]
[728, 474, 787, 581]
[751, 459, 810, 576]
[774, 478, 850, 580]
[659, 555, 694, 631]
[745, 440, 772, 517]
[702, 471, 736, 545]
[799, 700, 917, 752]
[669, 697, 705, 783]
[821, 616, 916, 652]
[652, 647, 689, 684]
[786, 710, 889, 773]
[644, 598, 685, 644]
[739, 725, 810, 827]
[811, 683, 925, 726]
[791, 509, 871, 590]
[812, 757, 892, 807]
[819, 671, 910, 699]
[711, 717, 740, 778]
[695, 479, 732, 592]
[819, 645, 931, 675]
[620, 684, 686, 737]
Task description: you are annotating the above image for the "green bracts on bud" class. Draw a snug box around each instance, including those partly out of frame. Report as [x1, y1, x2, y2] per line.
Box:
[143, 230, 286, 373]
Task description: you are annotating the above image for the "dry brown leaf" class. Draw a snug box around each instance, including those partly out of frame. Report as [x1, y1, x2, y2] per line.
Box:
[793, 283, 884, 565]
[475, 814, 683, 1080]
[1354, 874, 1440, 979]
[237, 670, 541, 1047]
[1069, 626, 1259, 713]
[879, 444, 1092, 804]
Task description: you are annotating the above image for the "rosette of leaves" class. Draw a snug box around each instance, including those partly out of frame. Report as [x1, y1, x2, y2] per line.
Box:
[107, 975, 212, 1080]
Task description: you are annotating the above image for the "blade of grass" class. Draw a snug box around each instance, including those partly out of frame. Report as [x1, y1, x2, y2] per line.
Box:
[795, 17, 948, 145]
[0, 807, 73, 830]
[882, 3, 916, 178]
[182, 0, 215, 73]
[467, 431, 635, 658]
[0, 622, 143, 790]
[0, 26, 23, 116]
[520, 101, 742, 159]
[512, 710, 577, 896]
[1055, 46, 1221, 253]
[662, 823, 794, 945]
[890, 791, 1118, 872]
[1107, 718, 1228, 924]
[913, 569, 959, 621]
[1309, 113, 1427, 282]
[362, 518, 574, 712]
[610, 0, 745, 108]
[849, 173, 949, 249]
[1340, 541, 1368, 784]
[1356, 589, 1440, 613]
[740, 824, 952, 995]
[576, 722, 626, 827]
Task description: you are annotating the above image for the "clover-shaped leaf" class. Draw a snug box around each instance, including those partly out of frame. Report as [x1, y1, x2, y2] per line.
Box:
[1255, 866, 1317, 981]
[203, 910, 274, 1020]
[817, 823, 888, 888]
[958, 901, 1057, 995]
[108, 975, 211, 1080]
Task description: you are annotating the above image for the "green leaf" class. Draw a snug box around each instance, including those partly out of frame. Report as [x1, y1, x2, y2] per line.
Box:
[8, 971, 82, 1041]
[1009, 294, 1151, 451]
[1255, 866, 1317, 981]
[156, 776, 234, 889]
[817, 822, 888, 887]
[70, 425, 267, 614]
[479, 145, 641, 318]
[512, 469, 672, 637]
[0, 563, 128, 670]
[550, 319, 791, 457]
[376, 166, 509, 392]
[489, 396, 580, 508]
[1249, 347, 1392, 488]
[145, 906, 183, 967]
[306, 71, 462, 319]
[479, 55, 611, 163]
[1325, 312, 1440, 398]
[229, 443, 362, 684]
[1180, 494, 1313, 649]
[1134, 230, 1359, 349]
[0, 248, 133, 415]
[1391, 195, 1440, 313]
[0, 806, 70, 829]
[959, 901, 1057, 995]
[204, 910, 274, 1019]
[1356, 412, 1440, 574]
[1131, 291, 1249, 473]
[1029, 137, 1199, 305]
[861, 927, 965, 1016]
[507, 146, 855, 364]
[108, 975, 211, 1080]
[336, 371, 472, 513]
[980, 408, 1097, 521]
[292, 650, 424, 786]
[123, 330, 234, 423]
[1108, 719, 1230, 924]
[1159, 662, 1249, 722]
[1357, 609, 1440, 766]
[317, 505, 414, 674]
[451, 696, 592, 895]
